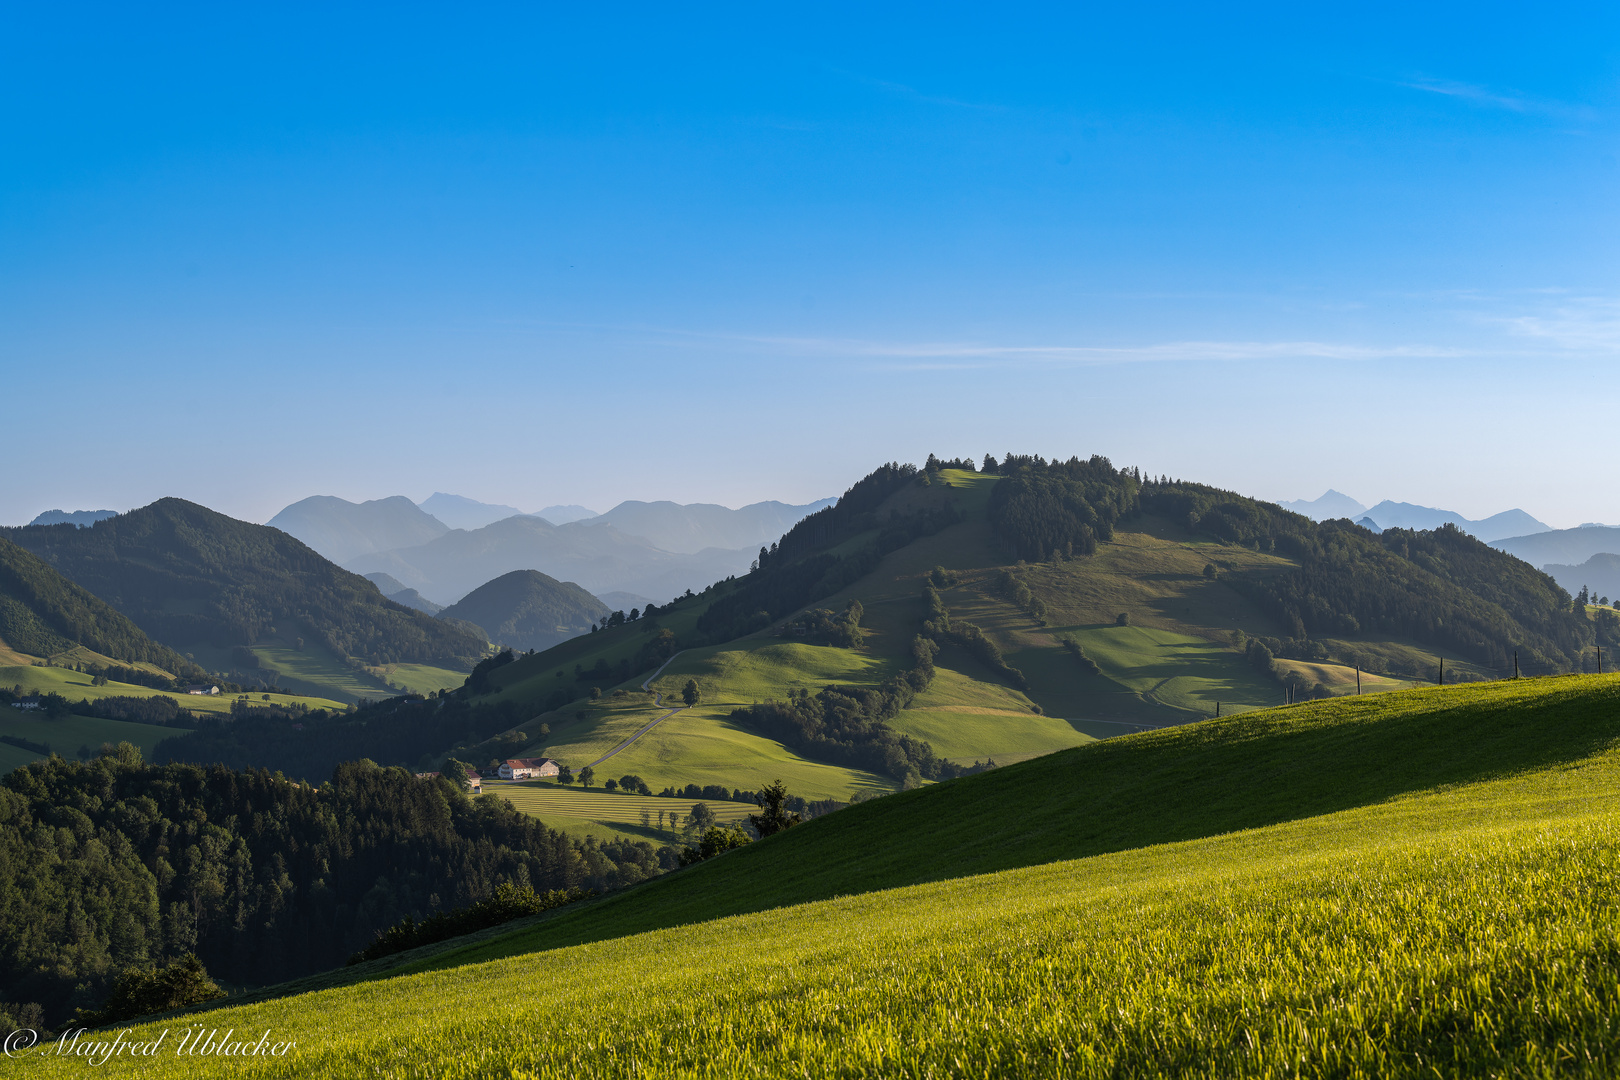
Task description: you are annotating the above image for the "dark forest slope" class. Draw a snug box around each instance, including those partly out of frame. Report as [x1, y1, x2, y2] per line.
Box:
[3, 499, 485, 676]
[0, 536, 203, 678]
[438, 569, 609, 652]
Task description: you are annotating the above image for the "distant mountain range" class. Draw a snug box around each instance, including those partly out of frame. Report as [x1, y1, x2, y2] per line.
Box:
[438, 569, 609, 652]
[1276, 490, 1368, 521]
[362, 572, 444, 616]
[591, 498, 837, 555]
[1541, 553, 1620, 602]
[27, 509, 119, 528]
[1278, 490, 1550, 543]
[417, 493, 600, 530]
[1490, 526, 1620, 570]
[267, 492, 835, 605]
[268, 496, 449, 564]
[343, 516, 753, 606]
[4, 499, 485, 681]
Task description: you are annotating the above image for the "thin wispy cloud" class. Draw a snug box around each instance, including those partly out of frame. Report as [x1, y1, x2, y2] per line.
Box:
[634, 327, 1468, 368]
[1397, 75, 1597, 123]
[1489, 296, 1620, 352]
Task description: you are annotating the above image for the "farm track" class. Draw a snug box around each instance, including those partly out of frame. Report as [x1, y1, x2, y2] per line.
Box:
[583, 650, 691, 769]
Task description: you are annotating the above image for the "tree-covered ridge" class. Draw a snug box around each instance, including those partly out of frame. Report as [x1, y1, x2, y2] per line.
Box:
[987, 454, 1141, 561]
[0, 536, 203, 678]
[0, 749, 675, 1028]
[766, 462, 922, 565]
[438, 569, 608, 653]
[979, 458, 1589, 676]
[696, 463, 961, 642]
[3, 498, 485, 671]
[1138, 480, 1590, 674]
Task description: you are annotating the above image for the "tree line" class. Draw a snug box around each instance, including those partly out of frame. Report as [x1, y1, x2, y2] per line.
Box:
[0, 536, 206, 681]
[979, 457, 1593, 677]
[0, 747, 679, 1031]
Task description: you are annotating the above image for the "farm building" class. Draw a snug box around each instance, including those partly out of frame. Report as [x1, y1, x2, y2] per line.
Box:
[499, 757, 560, 780]
[184, 684, 221, 696]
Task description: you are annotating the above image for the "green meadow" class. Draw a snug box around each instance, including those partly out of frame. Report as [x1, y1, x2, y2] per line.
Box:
[0, 712, 178, 771]
[0, 662, 344, 717]
[369, 662, 468, 696]
[494, 781, 754, 843]
[530, 697, 897, 802]
[884, 706, 1095, 764]
[248, 637, 394, 703]
[48, 675, 1620, 1078]
[646, 640, 897, 707]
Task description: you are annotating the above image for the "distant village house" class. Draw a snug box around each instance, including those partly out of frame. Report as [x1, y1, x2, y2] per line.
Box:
[499, 757, 560, 781]
[184, 685, 221, 696]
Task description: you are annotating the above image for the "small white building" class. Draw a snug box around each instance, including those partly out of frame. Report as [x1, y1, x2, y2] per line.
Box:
[184, 685, 221, 696]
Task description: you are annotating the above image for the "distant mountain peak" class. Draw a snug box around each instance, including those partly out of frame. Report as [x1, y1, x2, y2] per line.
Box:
[28, 509, 119, 528]
[268, 495, 448, 564]
[438, 568, 608, 652]
[533, 504, 599, 525]
[1277, 490, 1368, 521]
[417, 493, 526, 531]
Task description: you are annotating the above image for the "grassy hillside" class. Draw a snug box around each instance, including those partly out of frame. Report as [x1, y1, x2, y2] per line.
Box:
[0, 660, 345, 715]
[245, 456, 1588, 812]
[63, 675, 1620, 1078]
[505, 694, 897, 801]
[0, 712, 180, 769]
[3, 498, 484, 699]
[248, 634, 396, 703]
[448, 462, 1531, 799]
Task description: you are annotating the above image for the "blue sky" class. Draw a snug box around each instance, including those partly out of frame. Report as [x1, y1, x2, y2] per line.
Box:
[3, 3, 1617, 527]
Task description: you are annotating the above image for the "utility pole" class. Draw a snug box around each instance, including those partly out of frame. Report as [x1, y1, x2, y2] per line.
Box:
[1356, 665, 1361, 695]
[1438, 657, 1444, 686]
[1216, 701, 1221, 717]
[1513, 650, 1519, 679]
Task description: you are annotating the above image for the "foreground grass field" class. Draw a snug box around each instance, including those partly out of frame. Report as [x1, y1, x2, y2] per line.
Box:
[45, 675, 1620, 1078]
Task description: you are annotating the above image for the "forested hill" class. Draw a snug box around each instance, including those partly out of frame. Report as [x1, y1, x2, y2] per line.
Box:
[0, 536, 204, 679]
[980, 456, 1590, 674]
[438, 569, 609, 652]
[0, 748, 673, 1029]
[3, 498, 485, 673]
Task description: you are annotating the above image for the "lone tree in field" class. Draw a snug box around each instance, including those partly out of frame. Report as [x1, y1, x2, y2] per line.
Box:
[685, 802, 717, 834]
[558, 764, 575, 785]
[579, 765, 595, 788]
[682, 679, 701, 707]
[748, 780, 802, 838]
